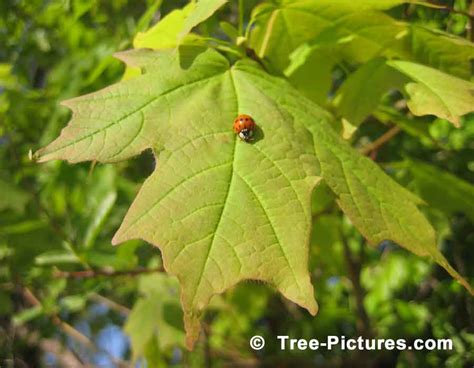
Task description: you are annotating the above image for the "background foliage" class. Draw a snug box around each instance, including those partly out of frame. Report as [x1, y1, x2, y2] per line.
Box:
[1, 0, 474, 366]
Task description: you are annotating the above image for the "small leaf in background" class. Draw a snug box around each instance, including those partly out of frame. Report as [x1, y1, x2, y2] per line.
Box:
[362, 252, 430, 336]
[35, 249, 80, 265]
[395, 160, 474, 223]
[248, 0, 411, 71]
[249, 0, 472, 78]
[83, 191, 117, 249]
[135, 0, 164, 33]
[134, 3, 194, 49]
[219, 21, 239, 42]
[59, 295, 87, 313]
[334, 58, 407, 127]
[388, 60, 474, 126]
[285, 45, 334, 105]
[409, 27, 474, 80]
[13, 306, 44, 326]
[125, 274, 185, 362]
[179, 0, 228, 39]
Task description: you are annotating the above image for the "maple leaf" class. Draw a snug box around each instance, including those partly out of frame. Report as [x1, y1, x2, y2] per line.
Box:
[36, 48, 473, 349]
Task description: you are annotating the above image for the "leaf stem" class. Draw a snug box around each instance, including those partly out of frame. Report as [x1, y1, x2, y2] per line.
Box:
[258, 9, 278, 58]
[238, 0, 244, 36]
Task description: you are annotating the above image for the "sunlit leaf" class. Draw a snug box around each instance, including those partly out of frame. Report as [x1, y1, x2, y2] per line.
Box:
[388, 60, 474, 126]
[334, 58, 407, 126]
[249, 0, 473, 78]
[134, 3, 194, 49]
[180, 0, 228, 38]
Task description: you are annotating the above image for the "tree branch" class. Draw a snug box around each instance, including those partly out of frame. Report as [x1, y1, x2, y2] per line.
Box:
[21, 288, 129, 367]
[53, 267, 163, 279]
[359, 126, 401, 156]
[89, 293, 131, 316]
[341, 240, 372, 338]
[22, 288, 96, 350]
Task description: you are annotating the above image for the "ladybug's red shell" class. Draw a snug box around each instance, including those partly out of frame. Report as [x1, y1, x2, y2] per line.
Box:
[233, 114, 256, 141]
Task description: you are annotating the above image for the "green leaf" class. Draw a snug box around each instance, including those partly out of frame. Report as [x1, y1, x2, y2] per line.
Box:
[134, 3, 194, 49]
[0, 179, 30, 212]
[285, 44, 334, 105]
[0, 63, 20, 90]
[83, 191, 117, 249]
[334, 58, 407, 126]
[37, 49, 321, 348]
[135, 0, 164, 33]
[388, 60, 474, 127]
[305, 116, 473, 295]
[409, 26, 474, 80]
[248, 0, 411, 71]
[219, 21, 239, 42]
[248, 0, 472, 77]
[255, 67, 473, 294]
[396, 160, 474, 223]
[0, 291, 13, 315]
[36, 48, 473, 349]
[180, 0, 228, 39]
[35, 250, 80, 265]
[125, 274, 185, 361]
[59, 295, 87, 312]
[13, 306, 44, 325]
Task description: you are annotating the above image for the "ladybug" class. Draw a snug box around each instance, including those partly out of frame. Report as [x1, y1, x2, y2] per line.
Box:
[233, 114, 256, 142]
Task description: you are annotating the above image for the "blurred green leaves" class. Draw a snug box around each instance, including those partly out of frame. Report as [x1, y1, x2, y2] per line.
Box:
[395, 159, 474, 223]
[125, 273, 185, 364]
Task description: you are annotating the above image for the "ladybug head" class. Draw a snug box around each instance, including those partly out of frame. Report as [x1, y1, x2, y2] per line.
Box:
[238, 128, 253, 142]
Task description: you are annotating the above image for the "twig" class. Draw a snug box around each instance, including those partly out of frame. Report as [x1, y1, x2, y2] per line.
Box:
[341, 240, 372, 338]
[21, 288, 129, 367]
[22, 288, 96, 350]
[89, 293, 131, 316]
[359, 126, 402, 156]
[426, 0, 473, 19]
[53, 267, 163, 279]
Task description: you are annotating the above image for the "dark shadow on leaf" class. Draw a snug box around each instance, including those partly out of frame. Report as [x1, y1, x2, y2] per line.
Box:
[178, 45, 207, 69]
